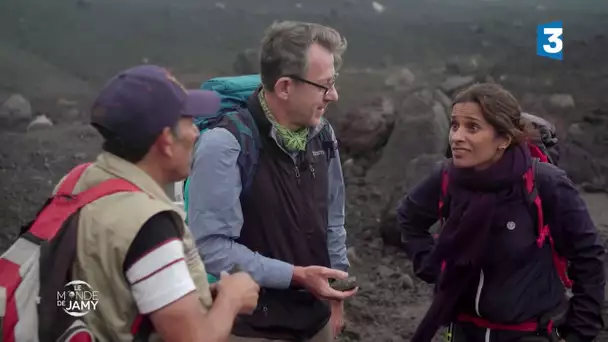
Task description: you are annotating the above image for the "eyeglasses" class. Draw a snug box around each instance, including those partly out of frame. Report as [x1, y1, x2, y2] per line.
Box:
[286, 74, 338, 96]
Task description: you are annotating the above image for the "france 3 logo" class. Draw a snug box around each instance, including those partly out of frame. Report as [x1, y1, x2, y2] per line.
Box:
[537, 21, 563, 61]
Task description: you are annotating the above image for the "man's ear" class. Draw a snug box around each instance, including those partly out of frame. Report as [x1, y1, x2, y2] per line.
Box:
[273, 77, 293, 100]
[154, 127, 175, 157]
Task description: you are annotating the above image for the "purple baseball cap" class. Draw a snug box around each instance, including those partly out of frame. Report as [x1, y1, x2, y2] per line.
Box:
[91, 64, 220, 147]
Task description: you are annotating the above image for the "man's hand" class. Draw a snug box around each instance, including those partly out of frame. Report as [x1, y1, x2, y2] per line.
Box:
[292, 266, 358, 301]
[216, 271, 260, 314]
[330, 300, 345, 338]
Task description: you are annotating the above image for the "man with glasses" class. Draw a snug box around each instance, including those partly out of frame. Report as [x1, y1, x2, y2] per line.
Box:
[187, 21, 357, 342]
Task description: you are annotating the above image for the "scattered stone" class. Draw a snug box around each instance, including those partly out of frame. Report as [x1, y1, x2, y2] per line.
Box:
[440, 75, 476, 94]
[1, 94, 33, 121]
[445, 55, 492, 75]
[399, 274, 414, 289]
[27, 114, 53, 131]
[582, 182, 606, 193]
[432, 101, 449, 125]
[434, 89, 452, 112]
[371, 1, 385, 13]
[64, 107, 81, 120]
[384, 68, 416, 89]
[330, 276, 358, 291]
[56, 98, 78, 107]
[73, 153, 88, 160]
[568, 123, 584, 136]
[376, 265, 394, 278]
[347, 247, 363, 266]
[336, 96, 395, 156]
[232, 48, 259, 75]
[548, 94, 575, 109]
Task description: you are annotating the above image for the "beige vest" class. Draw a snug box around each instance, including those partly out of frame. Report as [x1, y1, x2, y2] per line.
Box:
[53, 152, 212, 341]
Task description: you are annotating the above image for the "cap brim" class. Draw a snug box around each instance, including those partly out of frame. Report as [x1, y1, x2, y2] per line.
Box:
[182, 89, 221, 117]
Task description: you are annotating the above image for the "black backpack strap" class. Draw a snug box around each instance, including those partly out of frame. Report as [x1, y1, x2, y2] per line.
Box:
[318, 123, 336, 161]
[132, 315, 154, 342]
[38, 212, 81, 342]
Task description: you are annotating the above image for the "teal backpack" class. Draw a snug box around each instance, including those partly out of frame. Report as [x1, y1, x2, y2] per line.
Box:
[182, 74, 262, 284]
[183, 74, 262, 217]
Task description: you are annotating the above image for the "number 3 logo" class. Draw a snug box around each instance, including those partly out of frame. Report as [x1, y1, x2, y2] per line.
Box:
[543, 27, 563, 54]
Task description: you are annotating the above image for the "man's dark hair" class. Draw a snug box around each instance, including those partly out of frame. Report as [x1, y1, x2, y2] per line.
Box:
[95, 123, 180, 163]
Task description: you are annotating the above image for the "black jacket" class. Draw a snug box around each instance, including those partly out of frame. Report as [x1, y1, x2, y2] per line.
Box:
[398, 161, 605, 342]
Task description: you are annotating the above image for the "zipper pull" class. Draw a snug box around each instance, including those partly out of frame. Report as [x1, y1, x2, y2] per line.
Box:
[294, 166, 300, 179]
[309, 164, 315, 178]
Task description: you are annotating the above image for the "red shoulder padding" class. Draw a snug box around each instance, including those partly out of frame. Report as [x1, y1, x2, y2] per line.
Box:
[527, 142, 549, 163]
[56, 162, 93, 195]
[523, 164, 573, 288]
[29, 163, 141, 240]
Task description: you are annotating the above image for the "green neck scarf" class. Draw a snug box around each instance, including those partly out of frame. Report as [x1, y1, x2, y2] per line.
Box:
[258, 90, 308, 152]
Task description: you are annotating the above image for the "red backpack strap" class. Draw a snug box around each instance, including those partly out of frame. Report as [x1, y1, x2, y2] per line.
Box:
[28, 177, 141, 241]
[56, 162, 94, 195]
[527, 141, 550, 163]
[523, 158, 573, 288]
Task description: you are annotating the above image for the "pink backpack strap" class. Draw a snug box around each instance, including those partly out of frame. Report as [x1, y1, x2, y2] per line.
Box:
[437, 159, 450, 226]
[56, 162, 93, 195]
[523, 159, 573, 288]
[437, 160, 451, 272]
[527, 141, 550, 163]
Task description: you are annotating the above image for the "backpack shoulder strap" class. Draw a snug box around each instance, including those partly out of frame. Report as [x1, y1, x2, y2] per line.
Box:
[437, 159, 451, 232]
[523, 158, 573, 288]
[221, 108, 262, 196]
[56, 162, 93, 195]
[29, 169, 142, 241]
[523, 158, 547, 245]
[318, 122, 337, 161]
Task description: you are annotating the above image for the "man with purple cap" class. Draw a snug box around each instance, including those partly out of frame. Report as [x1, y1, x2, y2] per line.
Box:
[51, 64, 261, 341]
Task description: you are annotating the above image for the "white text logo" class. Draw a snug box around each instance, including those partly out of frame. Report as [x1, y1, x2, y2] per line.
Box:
[57, 280, 99, 317]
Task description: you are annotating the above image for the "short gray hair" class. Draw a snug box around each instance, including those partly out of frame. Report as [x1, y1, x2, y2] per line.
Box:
[259, 21, 347, 91]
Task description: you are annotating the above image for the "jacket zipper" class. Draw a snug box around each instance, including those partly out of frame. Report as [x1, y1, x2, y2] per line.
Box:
[474, 270, 491, 341]
[475, 269, 484, 316]
[309, 164, 315, 178]
[294, 165, 300, 185]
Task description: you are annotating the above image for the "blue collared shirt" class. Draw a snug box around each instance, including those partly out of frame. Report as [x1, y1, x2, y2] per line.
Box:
[187, 123, 349, 289]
